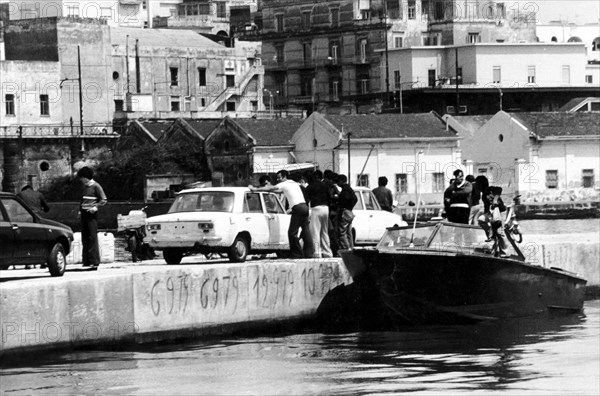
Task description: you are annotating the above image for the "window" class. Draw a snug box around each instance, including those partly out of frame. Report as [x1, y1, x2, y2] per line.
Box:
[546, 170, 558, 188]
[330, 42, 339, 64]
[244, 193, 263, 213]
[198, 68, 206, 86]
[394, 70, 400, 89]
[468, 33, 481, 43]
[226, 101, 236, 111]
[40, 94, 49, 116]
[300, 74, 313, 96]
[562, 65, 571, 84]
[497, 3, 506, 18]
[394, 36, 403, 48]
[170, 96, 180, 111]
[114, 99, 124, 112]
[275, 44, 285, 64]
[216, 2, 226, 18]
[303, 43, 312, 66]
[387, 0, 401, 19]
[5, 94, 15, 115]
[264, 194, 284, 214]
[330, 8, 339, 27]
[356, 174, 369, 187]
[359, 39, 367, 62]
[331, 79, 340, 101]
[592, 37, 600, 51]
[170, 67, 179, 86]
[67, 5, 79, 17]
[582, 169, 595, 188]
[395, 173, 408, 194]
[434, 1, 445, 19]
[408, 1, 416, 19]
[1, 198, 34, 223]
[432, 173, 445, 193]
[275, 14, 284, 32]
[528, 66, 536, 83]
[428, 69, 436, 87]
[586, 75, 593, 84]
[226, 75, 235, 87]
[302, 11, 311, 29]
[358, 78, 369, 94]
[493, 66, 501, 84]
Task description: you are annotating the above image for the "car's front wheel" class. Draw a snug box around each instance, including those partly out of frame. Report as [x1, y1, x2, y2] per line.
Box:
[163, 248, 184, 264]
[228, 236, 249, 263]
[47, 243, 66, 277]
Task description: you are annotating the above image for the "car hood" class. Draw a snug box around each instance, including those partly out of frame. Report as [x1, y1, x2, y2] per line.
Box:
[39, 217, 74, 233]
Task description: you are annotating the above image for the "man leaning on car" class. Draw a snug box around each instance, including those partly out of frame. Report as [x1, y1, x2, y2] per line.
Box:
[250, 169, 313, 259]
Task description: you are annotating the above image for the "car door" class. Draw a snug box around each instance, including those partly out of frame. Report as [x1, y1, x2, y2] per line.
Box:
[243, 192, 270, 250]
[0, 200, 16, 269]
[362, 191, 394, 242]
[0, 196, 47, 265]
[262, 192, 290, 249]
[352, 190, 368, 244]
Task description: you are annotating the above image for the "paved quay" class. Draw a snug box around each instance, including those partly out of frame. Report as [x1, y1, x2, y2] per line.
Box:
[1, 233, 598, 356]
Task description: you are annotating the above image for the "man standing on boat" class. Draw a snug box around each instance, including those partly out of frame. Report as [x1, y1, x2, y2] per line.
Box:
[443, 169, 472, 224]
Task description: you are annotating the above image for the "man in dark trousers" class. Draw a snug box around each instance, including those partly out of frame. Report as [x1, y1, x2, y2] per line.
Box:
[443, 169, 472, 224]
[336, 174, 358, 250]
[323, 170, 340, 256]
[372, 176, 393, 212]
[17, 185, 50, 215]
[250, 169, 313, 258]
[77, 167, 107, 270]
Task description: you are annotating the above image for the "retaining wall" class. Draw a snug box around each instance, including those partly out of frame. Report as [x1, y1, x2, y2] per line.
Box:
[0, 259, 350, 356]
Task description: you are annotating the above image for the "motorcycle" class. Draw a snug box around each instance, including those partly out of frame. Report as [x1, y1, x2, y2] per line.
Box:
[117, 207, 156, 262]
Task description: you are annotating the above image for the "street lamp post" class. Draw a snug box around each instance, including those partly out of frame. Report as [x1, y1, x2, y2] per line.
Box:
[60, 45, 84, 150]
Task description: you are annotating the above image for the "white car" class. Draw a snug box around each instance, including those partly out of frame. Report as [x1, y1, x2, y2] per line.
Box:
[145, 187, 290, 263]
[352, 187, 408, 245]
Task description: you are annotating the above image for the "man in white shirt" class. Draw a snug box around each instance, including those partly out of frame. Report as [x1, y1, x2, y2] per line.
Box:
[250, 170, 313, 258]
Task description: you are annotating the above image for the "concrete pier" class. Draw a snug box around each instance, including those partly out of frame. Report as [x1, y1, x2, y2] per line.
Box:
[1, 234, 598, 356]
[0, 259, 350, 356]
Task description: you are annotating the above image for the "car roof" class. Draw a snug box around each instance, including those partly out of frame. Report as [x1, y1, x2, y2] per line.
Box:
[177, 186, 250, 195]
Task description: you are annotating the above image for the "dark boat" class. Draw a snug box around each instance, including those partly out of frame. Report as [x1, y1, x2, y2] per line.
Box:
[340, 222, 587, 325]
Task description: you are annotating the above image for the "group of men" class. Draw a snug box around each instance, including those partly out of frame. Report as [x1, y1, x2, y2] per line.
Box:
[251, 169, 357, 259]
[443, 169, 509, 256]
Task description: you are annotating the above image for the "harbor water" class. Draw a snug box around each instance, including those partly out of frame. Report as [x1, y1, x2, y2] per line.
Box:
[1, 220, 598, 395]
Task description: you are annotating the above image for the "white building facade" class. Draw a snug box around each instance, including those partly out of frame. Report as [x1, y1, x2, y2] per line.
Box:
[384, 42, 589, 91]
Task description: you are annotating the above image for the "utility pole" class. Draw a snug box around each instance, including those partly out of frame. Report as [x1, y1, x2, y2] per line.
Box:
[77, 45, 83, 143]
[384, 1, 390, 107]
[455, 47, 460, 115]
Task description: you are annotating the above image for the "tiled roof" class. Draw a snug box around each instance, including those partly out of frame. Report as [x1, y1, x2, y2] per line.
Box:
[235, 118, 304, 146]
[449, 115, 493, 135]
[182, 119, 222, 139]
[139, 120, 173, 140]
[558, 97, 598, 112]
[509, 112, 600, 138]
[110, 27, 222, 49]
[323, 112, 457, 139]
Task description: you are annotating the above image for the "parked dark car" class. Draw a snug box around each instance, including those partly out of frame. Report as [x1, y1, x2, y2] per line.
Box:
[0, 192, 73, 276]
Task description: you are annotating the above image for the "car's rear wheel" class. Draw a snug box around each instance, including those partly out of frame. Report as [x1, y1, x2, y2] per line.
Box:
[47, 243, 66, 277]
[163, 248, 184, 264]
[228, 236, 249, 263]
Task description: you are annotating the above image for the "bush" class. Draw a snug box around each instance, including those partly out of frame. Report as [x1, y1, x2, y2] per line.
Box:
[42, 141, 209, 201]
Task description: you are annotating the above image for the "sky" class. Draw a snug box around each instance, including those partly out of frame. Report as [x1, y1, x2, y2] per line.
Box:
[515, 0, 600, 24]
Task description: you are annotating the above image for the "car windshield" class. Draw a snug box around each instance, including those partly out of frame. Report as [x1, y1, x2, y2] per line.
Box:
[168, 191, 234, 213]
[377, 224, 437, 250]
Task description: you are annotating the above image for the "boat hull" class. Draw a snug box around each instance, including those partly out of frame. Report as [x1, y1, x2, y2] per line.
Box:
[344, 249, 587, 325]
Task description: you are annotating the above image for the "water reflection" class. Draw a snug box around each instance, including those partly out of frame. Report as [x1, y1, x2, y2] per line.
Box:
[1, 302, 597, 395]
